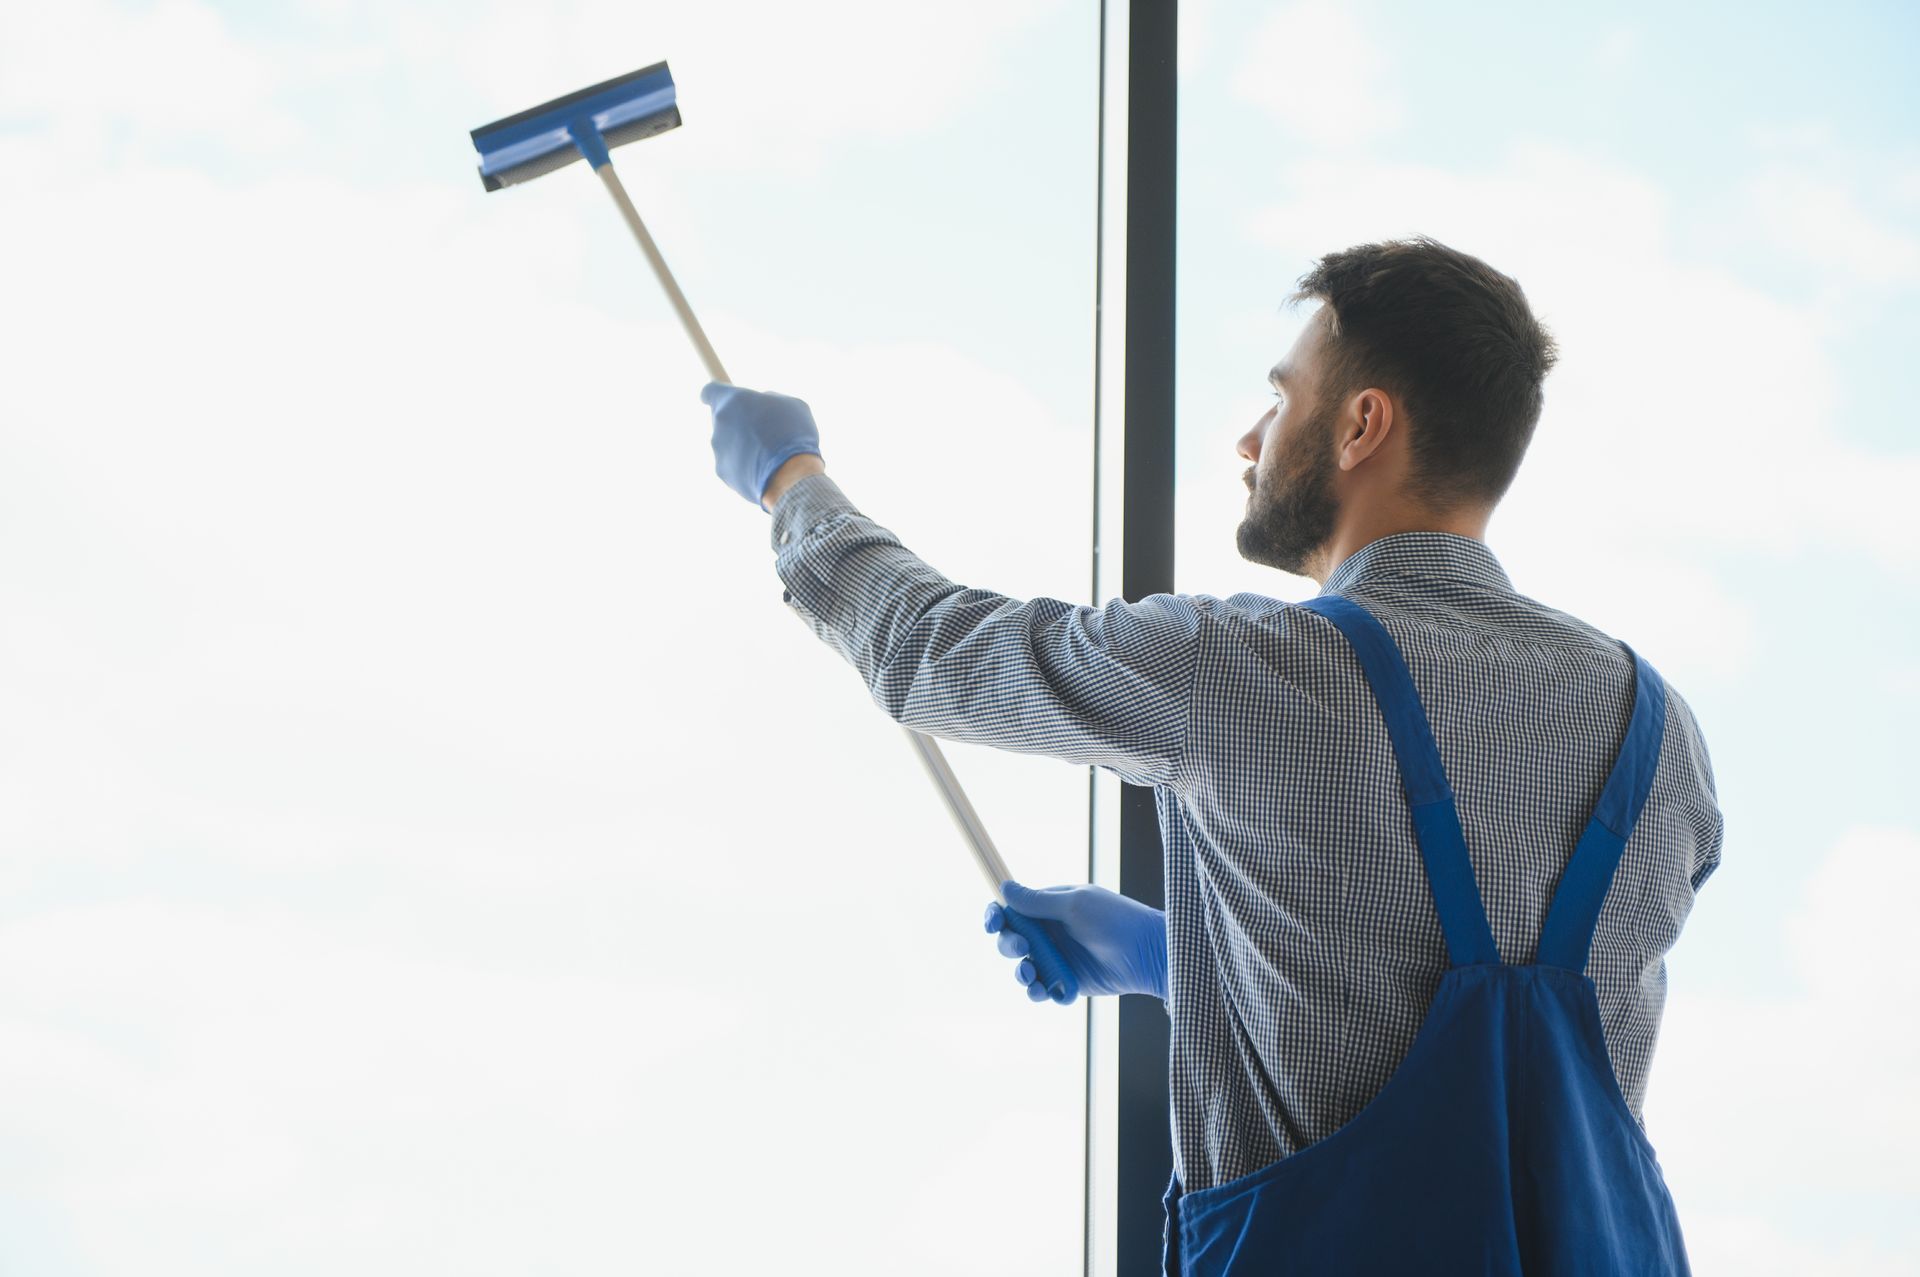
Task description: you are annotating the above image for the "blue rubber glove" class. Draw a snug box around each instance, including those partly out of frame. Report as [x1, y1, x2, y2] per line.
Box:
[983, 880, 1169, 1005]
[702, 381, 824, 510]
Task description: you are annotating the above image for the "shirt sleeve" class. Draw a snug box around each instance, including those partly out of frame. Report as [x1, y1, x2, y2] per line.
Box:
[768, 473, 1208, 790]
[1667, 689, 1725, 893]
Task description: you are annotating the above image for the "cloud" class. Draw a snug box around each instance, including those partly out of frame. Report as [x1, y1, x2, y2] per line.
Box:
[1675, 1212, 1919, 1277]
[1228, 0, 1402, 149]
[0, 0, 294, 152]
[1895, 166, 1920, 211]
[0, 894, 1085, 1274]
[1744, 120, 1839, 154]
[1590, 24, 1642, 74]
[0, 0, 1069, 178]
[1742, 167, 1920, 288]
[1648, 824, 1920, 1272]
[1179, 0, 1219, 76]
[411, 0, 1070, 175]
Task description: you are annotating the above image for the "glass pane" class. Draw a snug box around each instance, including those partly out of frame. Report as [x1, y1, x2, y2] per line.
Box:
[1177, 1, 1918, 1269]
[0, 5, 1097, 1273]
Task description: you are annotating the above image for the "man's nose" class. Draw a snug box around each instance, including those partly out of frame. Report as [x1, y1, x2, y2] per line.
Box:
[1237, 418, 1265, 463]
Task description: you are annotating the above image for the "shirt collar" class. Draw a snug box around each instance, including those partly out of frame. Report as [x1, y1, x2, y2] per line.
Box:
[1320, 531, 1515, 596]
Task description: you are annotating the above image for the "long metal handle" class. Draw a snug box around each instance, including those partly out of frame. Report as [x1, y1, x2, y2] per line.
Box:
[902, 727, 1015, 901]
[906, 725, 1073, 1000]
[594, 160, 1013, 905]
[597, 161, 730, 384]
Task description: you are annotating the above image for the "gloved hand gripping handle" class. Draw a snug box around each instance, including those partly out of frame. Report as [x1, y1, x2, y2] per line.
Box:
[998, 906, 1081, 1005]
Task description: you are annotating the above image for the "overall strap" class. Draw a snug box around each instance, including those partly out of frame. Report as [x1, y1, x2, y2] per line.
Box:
[1298, 595, 1501, 968]
[1535, 643, 1668, 973]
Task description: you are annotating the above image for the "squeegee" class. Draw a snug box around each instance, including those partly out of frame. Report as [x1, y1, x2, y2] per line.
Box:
[470, 64, 1080, 1004]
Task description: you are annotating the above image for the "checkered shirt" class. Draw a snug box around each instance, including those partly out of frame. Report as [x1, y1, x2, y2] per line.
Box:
[769, 473, 1725, 1193]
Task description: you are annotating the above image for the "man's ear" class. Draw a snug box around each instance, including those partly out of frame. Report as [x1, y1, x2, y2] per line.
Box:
[1339, 389, 1395, 470]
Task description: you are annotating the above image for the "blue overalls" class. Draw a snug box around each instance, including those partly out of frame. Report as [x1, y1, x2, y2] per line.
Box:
[1162, 592, 1691, 1275]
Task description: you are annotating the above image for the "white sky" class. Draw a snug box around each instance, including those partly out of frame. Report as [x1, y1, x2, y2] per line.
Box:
[1, 0, 1916, 1272]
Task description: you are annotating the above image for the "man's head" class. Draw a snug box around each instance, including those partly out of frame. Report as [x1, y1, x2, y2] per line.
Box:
[1235, 235, 1560, 581]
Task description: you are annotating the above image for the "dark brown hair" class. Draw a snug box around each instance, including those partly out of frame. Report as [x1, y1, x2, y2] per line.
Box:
[1287, 235, 1559, 513]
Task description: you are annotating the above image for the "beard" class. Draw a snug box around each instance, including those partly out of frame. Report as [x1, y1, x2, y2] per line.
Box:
[1234, 400, 1343, 577]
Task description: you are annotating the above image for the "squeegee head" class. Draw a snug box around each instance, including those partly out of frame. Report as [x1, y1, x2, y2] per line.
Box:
[470, 62, 680, 192]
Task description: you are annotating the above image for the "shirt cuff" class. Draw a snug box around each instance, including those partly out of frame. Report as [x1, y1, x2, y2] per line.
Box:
[768, 471, 859, 553]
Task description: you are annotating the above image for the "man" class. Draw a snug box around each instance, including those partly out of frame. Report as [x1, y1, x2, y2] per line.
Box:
[705, 236, 1724, 1274]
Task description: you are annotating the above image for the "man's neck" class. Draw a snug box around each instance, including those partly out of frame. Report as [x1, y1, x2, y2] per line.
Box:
[1312, 508, 1491, 585]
